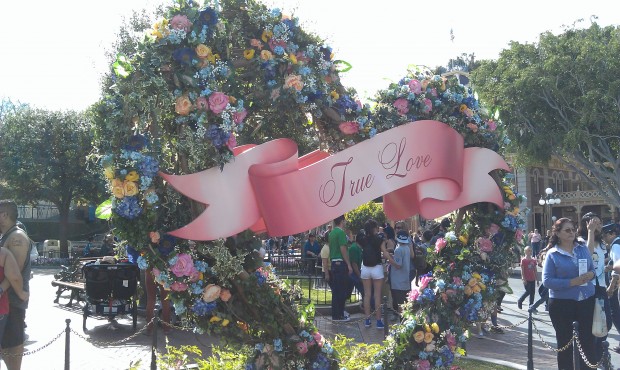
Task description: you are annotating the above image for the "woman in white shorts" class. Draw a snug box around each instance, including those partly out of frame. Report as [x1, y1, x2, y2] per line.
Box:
[359, 219, 400, 329]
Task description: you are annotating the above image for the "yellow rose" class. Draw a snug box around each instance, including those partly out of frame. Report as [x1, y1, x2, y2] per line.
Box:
[175, 95, 192, 116]
[473, 285, 481, 294]
[431, 323, 439, 334]
[472, 272, 481, 280]
[468, 278, 478, 287]
[221, 319, 230, 327]
[196, 44, 212, 59]
[125, 171, 139, 182]
[151, 19, 170, 39]
[424, 324, 431, 333]
[104, 167, 115, 180]
[459, 104, 468, 112]
[261, 29, 273, 42]
[289, 53, 297, 64]
[260, 50, 273, 61]
[464, 286, 472, 296]
[459, 235, 468, 244]
[424, 332, 434, 343]
[111, 178, 123, 188]
[123, 181, 139, 197]
[210, 316, 222, 323]
[508, 194, 516, 200]
[514, 207, 520, 214]
[112, 186, 125, 199]
[330, 91, 339, 100]
[413, 331, 425, 343]
[478, 282, 486, 291]
[243, 49, 255, 60]
[284, 74, 304, 91]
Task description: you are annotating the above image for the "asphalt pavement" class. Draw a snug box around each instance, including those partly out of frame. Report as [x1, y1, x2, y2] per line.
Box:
[16, 268, 620, 370]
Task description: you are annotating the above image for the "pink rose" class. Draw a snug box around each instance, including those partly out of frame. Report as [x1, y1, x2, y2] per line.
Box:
[487, 120, 497, 131]
[338, 121, 359, 135]
[423, 98, 433, 112]
[478, 237, 493, 253]
[408, 289, 420, 302]
[268, 38, 287, 51]
[408, 79, 422, 94]
[435, 237, 447, 253]
[232, 109, 247, 124]
[430, 88, 438, 97]
[208, 92, 229, 114]
[452, 277, 462, 286]
[419, 275, 433, 291]
[296, 341, 308, 354]
[188, 267, 200, 282]
[486, 223, 500, 236]
[467, 123, 478, 132]
[446, 332, 457, 348]
[312, 332, 324, 347]
[515, 228, 524, 241]
[226, 134, 237, 151]
[170, 253, 194, 277]
[284, 74, 304, 91]
[219, 288, 232, 302]
[418, 360, 431, 370]
[195, 96, 209, 111]
[393, 98, 409, 115]
[202, 284, 221, 302]
[170, 15, 192, 32]
[170, 281, 188, 292]
[152, 268, 161, 277]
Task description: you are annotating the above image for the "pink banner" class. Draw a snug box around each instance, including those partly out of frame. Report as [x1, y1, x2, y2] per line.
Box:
[160, 120, 509, 240]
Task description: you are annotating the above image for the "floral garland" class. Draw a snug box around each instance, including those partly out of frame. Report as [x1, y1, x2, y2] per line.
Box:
[95, 0, 523, 369]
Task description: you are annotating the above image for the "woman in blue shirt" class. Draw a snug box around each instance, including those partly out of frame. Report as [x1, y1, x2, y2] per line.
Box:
[543, 218, 596, 370]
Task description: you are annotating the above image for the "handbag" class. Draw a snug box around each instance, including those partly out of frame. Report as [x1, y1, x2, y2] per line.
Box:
[592, 275, 608, 338]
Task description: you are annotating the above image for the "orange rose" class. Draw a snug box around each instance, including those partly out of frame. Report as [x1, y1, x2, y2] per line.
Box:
[219, 288, 232, 302]
[424, 332, 434, 343]
[175, 95, 192, 116]
[196, 44, 211, 59]
[284, 74, 304, 91]
[473, 285, 481, 294]
[123, 181, 139, 196]
[202, 284, 221, 302]
[464, 286, 472, 296]
[413, 331, 425, 343]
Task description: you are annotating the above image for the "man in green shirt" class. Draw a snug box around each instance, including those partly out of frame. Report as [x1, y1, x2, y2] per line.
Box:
[328, 215, 352, 321]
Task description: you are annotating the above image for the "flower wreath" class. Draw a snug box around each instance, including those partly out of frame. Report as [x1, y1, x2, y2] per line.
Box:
[95, 0, 525, 369]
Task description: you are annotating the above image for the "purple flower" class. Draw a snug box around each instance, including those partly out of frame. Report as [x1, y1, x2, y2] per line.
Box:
[157, 234, 176, 256]
[197, 7, 218, 27]
[173, 48, 197, 66]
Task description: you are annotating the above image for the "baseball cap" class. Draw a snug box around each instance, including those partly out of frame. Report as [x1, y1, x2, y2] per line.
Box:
[396, 231, 409, 244]
[602, 223, 619, 234]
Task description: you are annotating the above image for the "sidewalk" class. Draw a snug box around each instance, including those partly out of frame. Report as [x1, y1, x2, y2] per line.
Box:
[22, 268, 620, 370]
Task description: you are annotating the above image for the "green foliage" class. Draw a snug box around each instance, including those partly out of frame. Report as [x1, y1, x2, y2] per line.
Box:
[345, 202, 386, 235]
[195, 345, 252, 370]
[157, 343, 203, 369]
[473, 21, 620, 204]
[330, 335, 383, 370]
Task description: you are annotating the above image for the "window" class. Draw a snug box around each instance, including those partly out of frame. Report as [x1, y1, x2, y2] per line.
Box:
[532, 169, 540, 196]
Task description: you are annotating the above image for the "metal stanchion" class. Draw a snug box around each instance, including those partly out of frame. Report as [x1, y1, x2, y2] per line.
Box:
[527, 308, 533, 370]
[382, 296, 388, 338]
[572, 321, 580, 370]
[602, 340, 611, 370]
[151, 315, 159, 370]
[64, 319, 71, 370]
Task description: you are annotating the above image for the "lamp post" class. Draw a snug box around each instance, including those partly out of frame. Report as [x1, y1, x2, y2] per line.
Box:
[539, 187, 561, 233]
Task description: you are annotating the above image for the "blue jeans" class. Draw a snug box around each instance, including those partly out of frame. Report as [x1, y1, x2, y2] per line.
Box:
[531, 241, 541, 257]
[330, 261, 348, 319]
[610, 289, 620, 334]
[531, 285, 548, 309]
[347, 272, 364, 298]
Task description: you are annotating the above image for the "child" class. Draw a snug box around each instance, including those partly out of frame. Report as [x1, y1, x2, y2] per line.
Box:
[390, 231, 411, 314]
[517, 246, 539, 310]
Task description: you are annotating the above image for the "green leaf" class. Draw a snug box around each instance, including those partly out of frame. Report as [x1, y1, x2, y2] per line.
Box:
[333, 60, 353, 73]
[95, 198, 113, 220]
[113, 54, 133, 78]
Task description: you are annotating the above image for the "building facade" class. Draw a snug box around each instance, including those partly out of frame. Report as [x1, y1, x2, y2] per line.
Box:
[513, 156, 616, 235]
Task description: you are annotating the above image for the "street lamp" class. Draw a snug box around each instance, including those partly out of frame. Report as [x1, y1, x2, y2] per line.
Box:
[539, 187, 561, 232]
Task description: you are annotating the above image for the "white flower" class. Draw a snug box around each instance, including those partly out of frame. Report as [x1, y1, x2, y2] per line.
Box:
[445, 231, 457, 241]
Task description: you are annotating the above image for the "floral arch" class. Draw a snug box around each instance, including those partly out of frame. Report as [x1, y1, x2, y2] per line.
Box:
[94, 0, 525, 368]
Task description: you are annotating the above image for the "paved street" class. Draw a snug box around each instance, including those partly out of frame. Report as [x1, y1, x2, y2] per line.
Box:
[17, 268, 620, 369]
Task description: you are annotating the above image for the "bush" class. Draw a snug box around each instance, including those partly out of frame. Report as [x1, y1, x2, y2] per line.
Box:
[345, 202, 386, 235]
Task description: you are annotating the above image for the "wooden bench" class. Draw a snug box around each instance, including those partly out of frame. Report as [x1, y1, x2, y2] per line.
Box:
[51, 280, 85, 306]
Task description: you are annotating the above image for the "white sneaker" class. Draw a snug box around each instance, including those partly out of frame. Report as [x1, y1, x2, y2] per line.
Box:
[343, 311, 350, 319]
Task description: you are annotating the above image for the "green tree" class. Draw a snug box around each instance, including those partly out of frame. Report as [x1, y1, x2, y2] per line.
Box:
[0, 106, 106, 253]
[345, 201, 386, 235]
[473, 21, 620, 205]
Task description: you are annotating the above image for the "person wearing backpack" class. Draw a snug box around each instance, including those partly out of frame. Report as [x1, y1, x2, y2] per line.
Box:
[390, 231, 411, 315]
[413, 230, 432, 285]
[360, 219, 399, 329]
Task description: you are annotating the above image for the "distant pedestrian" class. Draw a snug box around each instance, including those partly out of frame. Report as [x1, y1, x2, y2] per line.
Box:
[517, 246, 539, 310]
[302, 233, 320, 274]
[529, 229, 542, 257]
[346, 230, 364, 304]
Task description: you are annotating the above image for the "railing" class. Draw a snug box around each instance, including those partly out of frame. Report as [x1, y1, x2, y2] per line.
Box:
[556, 190, 608, 202]
[18, 204, 60, 220]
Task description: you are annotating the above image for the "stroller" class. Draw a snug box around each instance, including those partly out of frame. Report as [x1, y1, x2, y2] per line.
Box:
[82, 262, 139, 331]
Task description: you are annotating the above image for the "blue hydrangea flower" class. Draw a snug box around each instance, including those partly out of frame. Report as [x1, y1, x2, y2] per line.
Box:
[145, 192, 158, 205]
[173, 48, 196, 65]
[137, 256, 148, 270]
[138, 156, 159, 178]
[273, 338, 283, 352]
[192, 300, 216, 316]
[173, 300, 186, 315]
[255, 270, 266, 285]
[197, 7, 218, 27]
[190, 282, 204, 295]
[168, 256, 178, 266]
[194, 260, 209, 273]
[115, 196, 142, 219]
[273, 46, 284, 55]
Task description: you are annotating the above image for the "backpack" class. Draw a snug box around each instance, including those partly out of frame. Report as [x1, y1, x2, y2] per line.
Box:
[362, 236, 382, 267]
[413, 242, 428, 271]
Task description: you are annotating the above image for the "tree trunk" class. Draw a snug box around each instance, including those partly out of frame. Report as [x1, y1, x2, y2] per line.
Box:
[58, 204, 70, 258]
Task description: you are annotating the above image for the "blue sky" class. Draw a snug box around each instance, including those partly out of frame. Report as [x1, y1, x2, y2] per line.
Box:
[1, 0, 619, 111]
